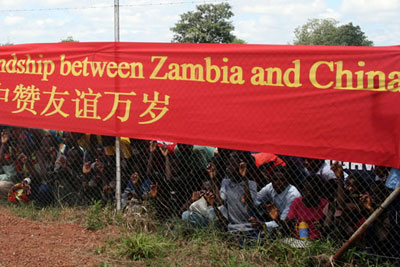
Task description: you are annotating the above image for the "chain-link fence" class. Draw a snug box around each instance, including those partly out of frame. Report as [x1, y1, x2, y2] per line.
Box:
[0, 125, 399, 264]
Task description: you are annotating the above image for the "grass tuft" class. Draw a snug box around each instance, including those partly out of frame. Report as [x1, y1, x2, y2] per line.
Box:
[116, 232, 173, 261]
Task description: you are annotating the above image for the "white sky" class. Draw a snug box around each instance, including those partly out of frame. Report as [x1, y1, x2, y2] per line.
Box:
[0, 0, 399, 46]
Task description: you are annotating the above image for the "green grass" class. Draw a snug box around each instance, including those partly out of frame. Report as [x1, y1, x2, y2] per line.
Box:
[86, 200, 107, 230]
[3, 201, 398, 266]
[117, 232, 173, 261]
[5, 200, 61, 221]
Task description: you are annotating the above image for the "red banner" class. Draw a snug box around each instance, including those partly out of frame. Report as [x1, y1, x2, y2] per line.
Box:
[0, 42, 399, 167]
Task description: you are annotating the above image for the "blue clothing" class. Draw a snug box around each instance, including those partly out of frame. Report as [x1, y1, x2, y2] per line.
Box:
[121, 177, 152, 207]
[124, 177, 152, 195]
[386, 168, 400, 190]
[182, 209, 216, 227]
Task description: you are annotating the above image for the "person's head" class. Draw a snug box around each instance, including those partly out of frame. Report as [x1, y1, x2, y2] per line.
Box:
[130, 138, 148, 156]
[226, 150, 254, 182]
[374, 166, 389, 179]
[345, 172, 367, 195]
[271, 166, 290, 194]
[40, 135, 58, 159]
[304, 158, 325, 174]
[149, 143, 165, 177]
[63, 132, 83, 146]
[93, 144, 106, 162]
[177, 143, 193, 155]
[369, 182, 389, 205]
[129, 162, 145, 178]
[7, 127, 26, 153]
[259, 161, 276, 179]
[302, 175, 324, 203]
[10, 127, 23, 139]
[202, 180, 212, 191]
[217, 148, 232, 160]
[22, 177, 31, 185]
[66, 148, 81, 167]
[227, 151, 243, 181]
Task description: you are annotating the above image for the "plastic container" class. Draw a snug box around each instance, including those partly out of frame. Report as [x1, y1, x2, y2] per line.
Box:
[298, 221, 309, 240]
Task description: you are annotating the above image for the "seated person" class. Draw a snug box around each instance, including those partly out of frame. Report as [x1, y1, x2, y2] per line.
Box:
[181, 181, 217, 227]
[305, 158, 345, 201]
[331, 162, 370, 238]
[209, 151, 258, 234]
[209, 148, 232, 189]
[8, 177, 32, 204]
[168, 144, 208, 212]
[252, 153, 286, 187]
[122, 171, 152, 208]
[250, 167, 301, 233]
[362, 182, 393, 257]
[82, 159, 107, 202]
[262, 175, 329, 240]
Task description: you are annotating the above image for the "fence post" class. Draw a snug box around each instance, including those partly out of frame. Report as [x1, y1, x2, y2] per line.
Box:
[114, 0, 121, 211]
[326, 185, 400, 266]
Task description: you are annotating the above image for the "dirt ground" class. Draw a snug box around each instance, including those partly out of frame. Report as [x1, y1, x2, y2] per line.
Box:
[0, 207, 104, 267]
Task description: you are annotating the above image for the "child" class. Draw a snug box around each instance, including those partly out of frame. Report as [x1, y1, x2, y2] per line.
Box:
[8, 177, 32, 204]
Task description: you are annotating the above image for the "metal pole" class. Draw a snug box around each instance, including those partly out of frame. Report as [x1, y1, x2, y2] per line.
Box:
[325, 185, 400, 266]
[114, 0, 120, 42]
[114, 0, 121, 211]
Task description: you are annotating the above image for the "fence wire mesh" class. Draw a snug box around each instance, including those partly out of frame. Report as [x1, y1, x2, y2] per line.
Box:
[0, 125, 399, 264]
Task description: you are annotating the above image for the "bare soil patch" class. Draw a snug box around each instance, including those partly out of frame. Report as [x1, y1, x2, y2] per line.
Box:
[0, 206, 103, 267]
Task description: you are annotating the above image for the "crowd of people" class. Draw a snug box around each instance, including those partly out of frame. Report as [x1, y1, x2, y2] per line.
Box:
[0, 125, 399, 259]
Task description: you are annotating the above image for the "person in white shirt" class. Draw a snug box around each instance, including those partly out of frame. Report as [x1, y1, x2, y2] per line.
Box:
[249, 167, 301, 232]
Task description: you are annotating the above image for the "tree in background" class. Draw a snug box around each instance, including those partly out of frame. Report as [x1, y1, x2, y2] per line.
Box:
[293, 18, 373, 46]
[0, 42, 13, 46]
[60, 36, 79, 43]
[170, 3, 244, 43]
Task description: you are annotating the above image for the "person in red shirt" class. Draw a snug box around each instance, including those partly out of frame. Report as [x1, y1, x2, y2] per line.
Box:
[266, 175, 329, 239]
[8, 177, 31, 204]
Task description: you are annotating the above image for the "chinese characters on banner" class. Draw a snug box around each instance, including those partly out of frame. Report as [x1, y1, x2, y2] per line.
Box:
[0, 83, 169, 124]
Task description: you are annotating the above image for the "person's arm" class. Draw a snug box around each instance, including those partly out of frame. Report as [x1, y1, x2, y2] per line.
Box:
[82, 161, 92, 175]
[160, 145, 172, 181]
[97, 161, 112, 194]
[268, 203, 296, 236]
[207, 163, 223, 206]
[146, 141, 157, 177]
[206, 165, 228, 228]
[96, 161, 107, 188]
[22, 183, 31, 196]
[255, 186, 269, 207]
[180, 190, 203, 213]
[35, 149, 47, 177]
[143, 183, 158, 200]
[280, 189, 301, 220]
[24, 154, 40, 182]
[130, 172, 144, 200]
[321, 202, 335, 237]
[0, 131, 9, 164]
[208, 191, 228, 229]
[332, 162, 345, 210]
[360, 193, 373, 212]
[240, 162, 253, 207]
[79, 160, 92, 190]
[180, 196, 194, 213]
